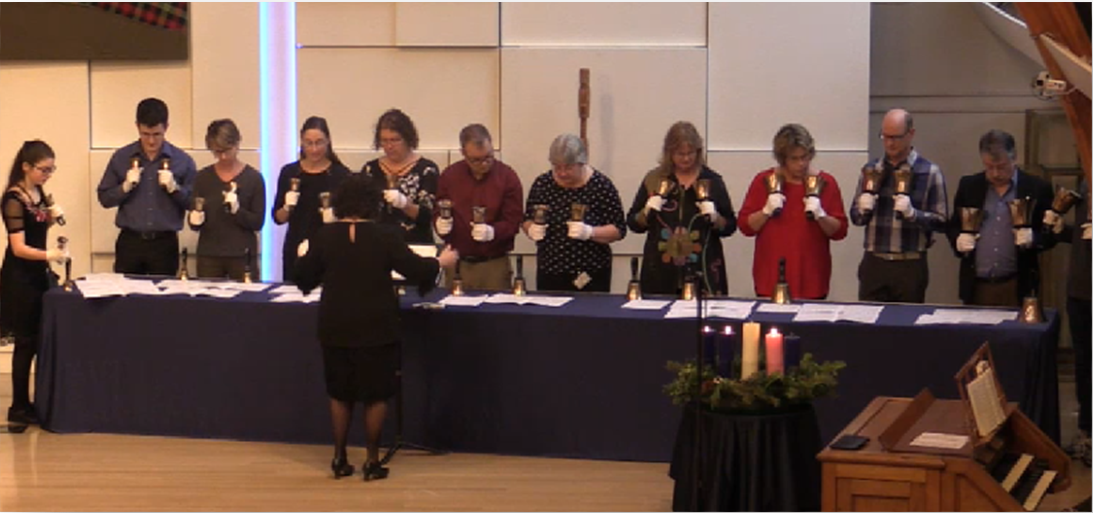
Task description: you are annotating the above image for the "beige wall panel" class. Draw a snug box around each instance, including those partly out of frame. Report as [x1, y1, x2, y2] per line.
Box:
[90, 61, 193, 150]
[396, 3, 499, 47]
[706, 151, 867, 301]
[296, 2, 395, 47]
[190, 2, 260, 150]
[871, 3, 1042, 97]
[500, 3, 706, 47]
[0, 62, 92, 280]
[707, 3, 869, 151]
[297, 48, 499, 151]
[501, 48, 707, 257]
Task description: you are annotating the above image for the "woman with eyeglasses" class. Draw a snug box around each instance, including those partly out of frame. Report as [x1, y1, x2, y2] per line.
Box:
[2, 140, 68, 427]
[271, 116, 351, 281]
[187, 119, 266, 280]
[362, 109, 440, 245]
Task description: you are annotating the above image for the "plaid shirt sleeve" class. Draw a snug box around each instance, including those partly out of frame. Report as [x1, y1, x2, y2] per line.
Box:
[911, 162, 948, 232]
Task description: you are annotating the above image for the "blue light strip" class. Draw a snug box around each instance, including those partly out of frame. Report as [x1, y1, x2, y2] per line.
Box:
[258, 2, 297, 282]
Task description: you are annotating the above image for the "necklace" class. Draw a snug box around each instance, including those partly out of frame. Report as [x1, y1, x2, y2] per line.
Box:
[380, 156, 419, 176]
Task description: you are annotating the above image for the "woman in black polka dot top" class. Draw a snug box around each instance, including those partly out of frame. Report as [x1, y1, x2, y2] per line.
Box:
[521, 134, 626, 292]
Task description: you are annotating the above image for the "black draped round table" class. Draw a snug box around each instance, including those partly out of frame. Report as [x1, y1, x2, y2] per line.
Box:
[669, 402, 822, 512]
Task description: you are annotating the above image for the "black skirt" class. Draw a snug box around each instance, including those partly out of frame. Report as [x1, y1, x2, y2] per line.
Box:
[321, 343, 398, 404]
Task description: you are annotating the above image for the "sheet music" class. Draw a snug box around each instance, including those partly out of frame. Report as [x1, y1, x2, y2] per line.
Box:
[270, 292, 320, 303]
[438, 295, 488, 307]
[756, 303, 802, 314]
[73, 280, 127, 299]
[839, 305, 884, 324]
[522, 296, 573, 307]
[484, 293, 528, 305]
[967, 367, 1007, 437]
[914, 309, 1018, 325]
[214, 282, 271, 293]
[80, 273, 128, 282]
[621, 299, 672, 310]
[120, 280, 167, 296]
[909, 432, 969, 450]
[793, 303, 843, 323]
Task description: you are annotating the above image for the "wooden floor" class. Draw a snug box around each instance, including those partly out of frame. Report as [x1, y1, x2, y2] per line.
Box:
[0, 380, 1088, 511]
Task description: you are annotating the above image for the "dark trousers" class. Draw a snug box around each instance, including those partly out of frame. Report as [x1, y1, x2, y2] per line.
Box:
[971, 277, 1020, 307]
[537, 266, 612, 293]
[857, 253, 928, 303]
[9, 336, 37, 411]
[198, 255, 252, 281]
[1070, 296, 1091, 433]
[114, 229, 179, 276]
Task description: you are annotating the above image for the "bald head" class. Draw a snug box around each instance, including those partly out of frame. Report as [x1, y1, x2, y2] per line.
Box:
[880, 109, 915, 164]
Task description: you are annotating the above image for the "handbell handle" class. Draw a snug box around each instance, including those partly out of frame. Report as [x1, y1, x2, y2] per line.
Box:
[630, 256, 639, 279]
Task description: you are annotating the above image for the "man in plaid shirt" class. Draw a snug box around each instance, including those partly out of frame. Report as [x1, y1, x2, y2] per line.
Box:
[849, 109, 948, 303]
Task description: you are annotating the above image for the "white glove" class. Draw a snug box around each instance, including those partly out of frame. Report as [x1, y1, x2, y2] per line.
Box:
[1042, 210, 1064, 234]
[46, 248, 69, 265]
[435, 217, 453, 236]
[857, 193, 876, 213]
[123, 166, 141, 193]
[188, 210, 206, 227]
[223, 190, 240, 215]
[527, 223, 547, 242]
[698, 201, 719, 224]
[1014, 227, 1034, 248]
[894, 194, 914, 218]
[321, 207, 336, 224]
[48, 203, 65, 221]
[956, 233, 977, 253]
[384, 189, 409, 209]
[284, 190, 300, 208]
[297, 239, 309, 258]
[1083, 222, 1091, 240]
[804, 197, 826, 219]
[645, 195, 664, 213]
[158, 170, 178, 194]
[761, 193, 785, 216]
[471, 223, 495, 242]
[567, 221, 594, 241]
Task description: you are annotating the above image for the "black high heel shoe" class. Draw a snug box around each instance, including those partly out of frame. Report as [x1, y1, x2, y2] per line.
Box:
[363, 461, 389, 481]
[331, 457, 355, 479]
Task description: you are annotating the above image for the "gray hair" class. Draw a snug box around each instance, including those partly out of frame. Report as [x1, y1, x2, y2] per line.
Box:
[978, 129, 1016, 160]
[548, 134, 587, 166]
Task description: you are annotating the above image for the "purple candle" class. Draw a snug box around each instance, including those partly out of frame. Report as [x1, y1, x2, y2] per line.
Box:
[783, 334, 802, 370]
[702, 325, 716, 370]
[717, 325, 735, 378]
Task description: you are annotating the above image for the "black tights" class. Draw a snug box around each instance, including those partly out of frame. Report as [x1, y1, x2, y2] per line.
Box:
[10, 336, 37, 411]
[330, 398, 388, 464]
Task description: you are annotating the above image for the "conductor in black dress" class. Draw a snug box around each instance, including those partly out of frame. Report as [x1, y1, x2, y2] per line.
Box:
[295, 174, 458, 480]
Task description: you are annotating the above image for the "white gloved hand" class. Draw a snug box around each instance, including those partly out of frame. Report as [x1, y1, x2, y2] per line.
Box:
[1014, 227, 1034, 248]
[804, 196, 826, 219]
[956, 233, 977, 253]
[761, 193, 785, 216]
[527, 223, 547, 242]
[297, 239, 309, 258]
[698, 200, 719, 224]
[567, 221, 594, 241]
[223, 190, 240, 215]
[321, 207, 336, 224]
[1042, 210, 1064, 234]
[645, 195, 664, 213]
[894, 194, 914, 218]
[123, 166, 141, 193]
[48, 203, 65, 221]
[284, 190, 300, 208]
[158, 170, 178, 194]
[384, 189, 409, 209]
[188, 210, 206, 227]
[471, 223, 495, 242]
[857, 193, 876, 213]
[46, 248, 69, 265]
[435, 217, 453, 236]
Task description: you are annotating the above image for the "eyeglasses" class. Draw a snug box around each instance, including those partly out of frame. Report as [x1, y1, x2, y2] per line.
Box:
[878, 132, 910, 142]
[302, 139, 328, 149]
[379, 137, 404, 146]
[466, 155, 494, 166]
[34, 165, 57, 174]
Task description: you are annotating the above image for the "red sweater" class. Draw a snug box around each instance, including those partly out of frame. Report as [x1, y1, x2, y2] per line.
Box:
[737, 169, 848, 299]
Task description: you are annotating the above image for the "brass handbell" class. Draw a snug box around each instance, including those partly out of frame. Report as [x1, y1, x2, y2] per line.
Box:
[772, 257, 791, 304]
[1050, 187, 1081, 215]
[960, 207, 984, 234]
[532, 204, 550, 225]
[512, 255, 527, 296]
[804, 175, 827, 220]
[764, 173, 784, 217]
[1007, 197, 1033, 228]
[695, 179, 711, 201]
[570, 203, 588, 223]
[626, 256, 641, 301]
[242, 248, 253, 283]
[178, 247, 190, 280]
[437, 199, 453, 220]
[1020, 296, 1043, 324]
[892, 163, 913, 195]
[681, 279, 695, 301]
[57, 236, 73, 292]
[451, 260, 465, 296]
[656, 179, 673, 197]
[861, 163, 883, 195]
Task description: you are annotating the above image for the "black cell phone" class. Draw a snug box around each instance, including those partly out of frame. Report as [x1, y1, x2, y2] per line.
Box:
[830, 434, 868, 450]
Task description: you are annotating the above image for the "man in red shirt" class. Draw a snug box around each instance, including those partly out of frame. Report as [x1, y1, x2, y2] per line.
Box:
[435, 124, 524, 291]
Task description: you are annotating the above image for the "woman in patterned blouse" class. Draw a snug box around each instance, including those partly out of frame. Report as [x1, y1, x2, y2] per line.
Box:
[522, 134, 626, 292]
[361, 109, 439, 245]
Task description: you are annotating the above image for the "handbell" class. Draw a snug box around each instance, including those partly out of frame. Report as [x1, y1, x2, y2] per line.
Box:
[1007, 197, 1033, 228]
[626, 256, 641, 301]
[570, 203, 588, 223]
[57, 236, 73, 292]
[178, 247, 190, 281]
[451, 260, 465, 296]
[1020, 296, 1043, 324]
[1050, 187, 1081, 215]
[242, 248, 253, 283]
[289, 177, 301, 193]
[695, 179, 711, 201]
[656, 179, 673, 197]
[512, 255, 526, 296]
[960, 207, 984, 234]
[319, 192, 331, 210]
[437, 199, 453, 220]
[385, 173, 399, 190]
[772, 282, 792, 305]
[804, 175, 826, 221]
[472, 206, 487, 225]
[764, 173, 784, 218]
[861, 163, 883, 195]
[892, 163, 913, 196]
[681, 278, 695, 301]
[532, 204, 550, 225]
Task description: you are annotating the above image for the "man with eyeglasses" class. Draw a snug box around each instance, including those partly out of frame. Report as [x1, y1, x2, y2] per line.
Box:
[849, 109, 948, 303]
[434, 124, 524, 291]
[97, 98, 196, 276]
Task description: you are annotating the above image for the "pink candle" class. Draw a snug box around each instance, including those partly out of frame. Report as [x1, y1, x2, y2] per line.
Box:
[765, 328, 784, 375]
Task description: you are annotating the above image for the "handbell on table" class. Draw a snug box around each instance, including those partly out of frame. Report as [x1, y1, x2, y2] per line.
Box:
[626, 256, 641, 301]
[1020, 296, 1043, 324]
[451, 260, 465, 296]
[242, 248, 253, 284]
[772, 257, 791, 305]
[512, 255, 527, 297]
[681, 277, 695, 301]
[178, 247, 190, 281]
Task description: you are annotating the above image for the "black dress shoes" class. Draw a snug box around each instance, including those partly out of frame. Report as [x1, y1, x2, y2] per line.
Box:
[363, 461, 389, 481]
[331, 457, 355, 479]
[7, 406, 39, 425]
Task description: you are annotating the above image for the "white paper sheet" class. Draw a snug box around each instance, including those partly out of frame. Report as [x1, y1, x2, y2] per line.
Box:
[214, 282, 271, 293]
[438, 295, 488, 307]
[909, 432, 968, 450]
[914, 309, 1017, 325]
[839, 305, 884, 324]
[484, 293, 528, 305]
[522, 296, 573, 307]
[793, 303, 843, 323]
[756, 303, 802, 313]
[270, 292, 320, 303]
[74, 281, 127, 299]
[621, 299, 672, 310]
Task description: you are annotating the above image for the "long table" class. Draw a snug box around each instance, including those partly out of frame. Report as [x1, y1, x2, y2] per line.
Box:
[37, 286, 1059, 462]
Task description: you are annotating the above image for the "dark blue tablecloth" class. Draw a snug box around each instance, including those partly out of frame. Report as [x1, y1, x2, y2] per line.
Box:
[36, 286, 1059, 462]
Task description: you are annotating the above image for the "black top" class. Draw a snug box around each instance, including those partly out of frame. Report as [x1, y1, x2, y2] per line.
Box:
[191, 165, 266, 258]
[295, 221, 440, 348]
[271, 161, 352, 277]
[523, 169, 626, 275]
[362, 158, 440, 244]
[1, 188, 51, 339]
[626, 166, 737, 295]
[1057, 179, 1090, 301]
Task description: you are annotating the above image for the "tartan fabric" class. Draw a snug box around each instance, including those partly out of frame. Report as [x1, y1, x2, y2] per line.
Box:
[82, 2, 188, 31]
